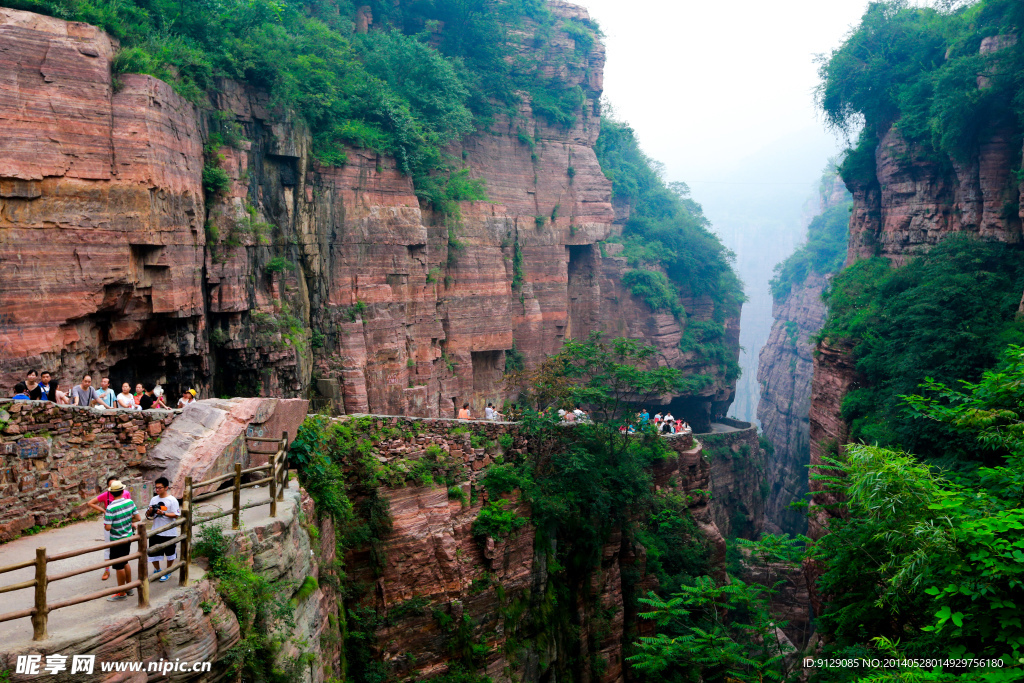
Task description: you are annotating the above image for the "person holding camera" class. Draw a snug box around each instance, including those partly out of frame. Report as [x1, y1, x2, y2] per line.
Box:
[146, 477, 181, 581]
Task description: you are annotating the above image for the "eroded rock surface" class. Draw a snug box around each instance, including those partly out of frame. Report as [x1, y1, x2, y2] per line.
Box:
[0, 6, 739, 426]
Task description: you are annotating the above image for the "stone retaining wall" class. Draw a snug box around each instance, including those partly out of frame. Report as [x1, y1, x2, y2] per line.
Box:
[696, 423, 766, 540]
[0, 400, 180, 541]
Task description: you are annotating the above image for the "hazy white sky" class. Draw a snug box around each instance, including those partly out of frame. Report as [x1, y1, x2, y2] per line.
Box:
[573, 0, 874, 184]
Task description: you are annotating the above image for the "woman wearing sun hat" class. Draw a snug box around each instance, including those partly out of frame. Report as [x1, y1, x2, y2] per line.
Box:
[177, 388, 198, 408]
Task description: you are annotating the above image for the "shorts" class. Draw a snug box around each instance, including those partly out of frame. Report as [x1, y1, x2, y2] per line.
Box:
[103, 526, 111, 561]
[109, 540, 132, 571]
[148, 535, 177, 561]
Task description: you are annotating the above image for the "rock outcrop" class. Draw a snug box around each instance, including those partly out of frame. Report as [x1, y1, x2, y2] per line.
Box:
[0, 5, 740, 426]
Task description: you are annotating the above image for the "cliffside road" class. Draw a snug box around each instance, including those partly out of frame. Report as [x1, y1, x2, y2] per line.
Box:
[0, 480, 299, 650]
[706, 422, 742, 434]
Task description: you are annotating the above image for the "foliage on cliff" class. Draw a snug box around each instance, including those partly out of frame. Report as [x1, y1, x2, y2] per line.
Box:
[809, 347, 1024, 668]
[7, 0, 593, 207]
[769, 197, 851, 302]
[594, 117, 744, 320]
[816, 236, 1024, 463]
[818, 0, 1024, 178]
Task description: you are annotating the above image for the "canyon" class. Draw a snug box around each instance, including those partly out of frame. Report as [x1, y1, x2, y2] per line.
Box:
[756, 176, 848, 536]
[0, 4, 738, 429]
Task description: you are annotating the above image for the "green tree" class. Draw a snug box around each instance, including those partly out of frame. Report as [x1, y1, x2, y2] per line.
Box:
[629, 535, 802, 683]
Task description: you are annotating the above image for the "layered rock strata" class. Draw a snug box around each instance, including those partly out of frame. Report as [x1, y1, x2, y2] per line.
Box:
[0, 6, 740, 426]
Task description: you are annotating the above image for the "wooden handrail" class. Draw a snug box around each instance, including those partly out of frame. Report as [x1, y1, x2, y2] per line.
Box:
[47, 533, 142, 562]
[0, 578, 36, 595]
[0, 558, 37, 576]
[47, 580, 142, 612]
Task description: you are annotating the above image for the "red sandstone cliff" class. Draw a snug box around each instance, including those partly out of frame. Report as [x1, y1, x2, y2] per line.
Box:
[0, 5, 739, 425]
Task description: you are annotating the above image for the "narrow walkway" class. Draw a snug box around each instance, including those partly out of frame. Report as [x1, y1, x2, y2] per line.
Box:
[0, 481, 297, 649]
[705, 422, 742, 434]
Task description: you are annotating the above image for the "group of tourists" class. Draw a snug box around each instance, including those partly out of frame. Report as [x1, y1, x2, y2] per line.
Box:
[621, 409, 691, 435]
[84, 476, 182, 601]
[457, 402, 507, 420]
[10, 370, 198, 410]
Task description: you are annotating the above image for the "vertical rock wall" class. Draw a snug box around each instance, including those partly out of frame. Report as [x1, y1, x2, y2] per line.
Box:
[0, 10, 208, 392]
[756, 177, 849, 536]
[0, 5, 740, 425]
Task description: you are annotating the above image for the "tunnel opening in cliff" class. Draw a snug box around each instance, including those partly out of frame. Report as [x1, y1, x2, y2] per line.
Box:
[566, 244, 599, 340]
[656, 395, 714, 432]
[107, 350, 201, 400]
[471, 350, 505, 412]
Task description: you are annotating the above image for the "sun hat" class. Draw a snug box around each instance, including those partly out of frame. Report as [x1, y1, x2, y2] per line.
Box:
[189, 389, 197, 396]
[108, 480, 125, 493]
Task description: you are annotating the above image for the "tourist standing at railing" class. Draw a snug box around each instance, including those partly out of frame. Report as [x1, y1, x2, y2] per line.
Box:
[116, 383, 137, 410]
[95, 377, 116, 409]
[177, 389, 197, 408]
[29, 371, 53, 402]
[12, 382, 30, 400]
[87, 476, 131, 581]
[457, 402, 471, 419]
[139, 383, 157, 410]
[24, 370, 39, 397]
[104, 480, 140, 601]
[146, 477, 181, 582]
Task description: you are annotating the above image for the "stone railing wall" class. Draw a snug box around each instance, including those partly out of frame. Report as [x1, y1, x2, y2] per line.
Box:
[695, 421, 766, 540]
[0, 400, 180, 541]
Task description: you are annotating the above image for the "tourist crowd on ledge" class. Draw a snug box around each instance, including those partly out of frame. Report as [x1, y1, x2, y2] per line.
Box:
[9, 370, 199, 410]
[620, 409, 692, 435]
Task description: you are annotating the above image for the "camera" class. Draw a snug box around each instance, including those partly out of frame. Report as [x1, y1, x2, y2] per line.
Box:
[148, 503, 165, 517]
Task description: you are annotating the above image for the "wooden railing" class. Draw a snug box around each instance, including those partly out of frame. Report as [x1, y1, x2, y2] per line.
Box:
[0, 433, 289, 641]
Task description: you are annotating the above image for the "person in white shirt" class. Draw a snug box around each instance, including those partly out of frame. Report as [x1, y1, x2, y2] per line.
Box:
[116, 383, 138, 410]
[484, 403, 497, 420]
[146, 477, 181, 581]
[663, 412, 675, 434]
[177, 389, 197, 408]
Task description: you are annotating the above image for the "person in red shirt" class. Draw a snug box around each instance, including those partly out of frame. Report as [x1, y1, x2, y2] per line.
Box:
[86, 476, 131, 581]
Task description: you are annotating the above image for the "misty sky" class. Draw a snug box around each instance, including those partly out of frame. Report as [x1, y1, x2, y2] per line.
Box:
[574, 0, 875, 185]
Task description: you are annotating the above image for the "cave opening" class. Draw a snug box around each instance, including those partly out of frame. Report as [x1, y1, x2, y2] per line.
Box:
[566, 244, 598, 340]
[471, 349, 505, 413]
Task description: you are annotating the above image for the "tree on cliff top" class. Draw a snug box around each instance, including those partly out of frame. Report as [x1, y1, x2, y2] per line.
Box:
[7, 0, 587, 211]
[594, 116, 745, 322]
[818, 0, 1024, 178]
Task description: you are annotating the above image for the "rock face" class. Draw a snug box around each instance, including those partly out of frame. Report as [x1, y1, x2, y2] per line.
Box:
[755, 273, 825, 536]
[0, 6, 740, 426]
[0, 9, 208, 392]
[756, 177, 849, 536]
[337, 416, 725, 683]
[846, 127, 1022, 266]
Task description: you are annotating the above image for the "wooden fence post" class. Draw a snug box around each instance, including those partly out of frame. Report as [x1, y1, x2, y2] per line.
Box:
[31, 548, 47, 641]
[278, 431, 288, 501]
[180, 476, 192, 586]
[232, 463, 242, 530]
[269, 449, 278, 518]
[137, 523, 150, 609]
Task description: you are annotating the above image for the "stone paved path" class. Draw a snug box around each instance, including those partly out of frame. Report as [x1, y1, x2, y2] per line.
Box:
[0, 481, 296, 649]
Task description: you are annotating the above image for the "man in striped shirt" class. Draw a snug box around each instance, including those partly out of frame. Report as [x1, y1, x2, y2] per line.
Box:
[103, 481, 140, 601]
